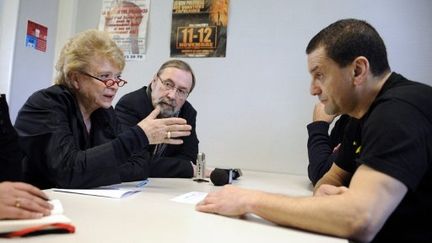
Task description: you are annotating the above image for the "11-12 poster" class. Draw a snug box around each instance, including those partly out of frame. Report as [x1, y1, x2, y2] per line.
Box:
[170, 0, 229, 58]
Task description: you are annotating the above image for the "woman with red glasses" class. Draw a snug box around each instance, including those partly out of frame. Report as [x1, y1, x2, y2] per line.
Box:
[14, 30, 191, 189]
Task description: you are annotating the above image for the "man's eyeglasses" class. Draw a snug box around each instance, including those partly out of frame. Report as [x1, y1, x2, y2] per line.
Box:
[156, 75, 189, 99]
[80, 71, 127, 87]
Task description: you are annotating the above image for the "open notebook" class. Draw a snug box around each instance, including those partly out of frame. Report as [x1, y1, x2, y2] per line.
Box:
[0, 199, 75, 238]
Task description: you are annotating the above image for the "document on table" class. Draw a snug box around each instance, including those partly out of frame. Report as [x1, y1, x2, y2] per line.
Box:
[52, 180, 149, 199]
[171, 191, 208, 204]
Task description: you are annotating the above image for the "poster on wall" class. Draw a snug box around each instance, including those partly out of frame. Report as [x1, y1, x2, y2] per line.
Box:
[99, 0, 150, 61]
[170, 0, 229, 58]
[26, 20, 48, 52]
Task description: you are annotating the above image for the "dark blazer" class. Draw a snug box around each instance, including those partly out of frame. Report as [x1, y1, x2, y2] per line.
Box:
[115, 86, 198, 177]
[0, 94, 23, 181]
[15, 85, 150, 189]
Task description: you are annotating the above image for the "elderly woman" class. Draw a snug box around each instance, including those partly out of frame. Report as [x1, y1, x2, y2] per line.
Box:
[15, 30, 191, 189]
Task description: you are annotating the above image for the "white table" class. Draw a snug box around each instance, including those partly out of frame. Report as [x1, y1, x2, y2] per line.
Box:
[14, 171, 347, 243]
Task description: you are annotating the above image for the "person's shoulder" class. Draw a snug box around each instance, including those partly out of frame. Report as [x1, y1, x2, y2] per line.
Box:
[26, 85, 73, 107]
[16, 85, 74, 131]
[115, 87, 150, 117]
[382, 73, 432, 99]
[377, 73, 432, 119]
[182, 100, 197, 114]
[117, 86, 147, 105]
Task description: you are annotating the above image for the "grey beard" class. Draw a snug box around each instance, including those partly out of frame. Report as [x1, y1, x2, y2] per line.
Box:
[159, 108, 179, 118]
[156, 98, 179, 118]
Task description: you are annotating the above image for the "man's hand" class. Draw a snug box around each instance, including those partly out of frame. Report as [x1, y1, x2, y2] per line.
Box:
[137, 107, 192, 145]
[0, 182, 52, 219]
[196, 185, 257, 216]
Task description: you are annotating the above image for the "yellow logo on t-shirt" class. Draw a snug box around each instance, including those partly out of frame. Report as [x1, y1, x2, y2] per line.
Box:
[355, 145, 362, 154]
[353, 141, 362, 154]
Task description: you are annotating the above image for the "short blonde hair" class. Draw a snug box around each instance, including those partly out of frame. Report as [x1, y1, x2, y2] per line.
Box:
[55, 29, 125, 88]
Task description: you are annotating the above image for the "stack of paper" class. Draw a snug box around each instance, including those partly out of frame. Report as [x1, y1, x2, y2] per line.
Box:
[52, 179, 149, 199]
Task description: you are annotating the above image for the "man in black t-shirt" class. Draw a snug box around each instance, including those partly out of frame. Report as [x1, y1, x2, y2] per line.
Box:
[196, 19, 432, 243]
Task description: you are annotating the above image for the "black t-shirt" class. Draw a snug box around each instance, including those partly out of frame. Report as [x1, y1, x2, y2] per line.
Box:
[336, 72, 432, 242]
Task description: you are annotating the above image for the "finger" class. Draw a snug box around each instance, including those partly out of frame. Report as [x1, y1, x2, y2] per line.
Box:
[195, 202, 217, 213]
[314, 184, 341, 196]
[164, 138, 184, 145]
[146, 107, 161, 120]
[13, 197, 51, 216]
[161, 117, 188, 125]
[13, 182, 50, 200]
[314, 189, 327, 197]
[3, 207, 44, 220]
[166, 124, 192, 132]
[313, 185, 329, 196]
[166, 131, 191, 139]
[13, 188, 52, 207]
[12, 191, 52, 211]
[195, 199, 205, 206]
[338, 186, 349, 194]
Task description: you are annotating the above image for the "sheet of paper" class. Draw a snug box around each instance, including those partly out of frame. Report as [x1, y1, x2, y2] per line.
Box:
[52, 180, 148, 199]
[171, 191, 208, 204]
[49, 199, 63, 215]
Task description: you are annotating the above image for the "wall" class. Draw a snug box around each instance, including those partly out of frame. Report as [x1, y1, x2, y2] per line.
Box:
[45, 0, 432, 174]
[8, 0, 59, 122]
[0, 0, 20, 100]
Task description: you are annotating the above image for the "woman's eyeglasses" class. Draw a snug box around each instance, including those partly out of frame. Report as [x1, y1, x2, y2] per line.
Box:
[80, 71, 127, 87]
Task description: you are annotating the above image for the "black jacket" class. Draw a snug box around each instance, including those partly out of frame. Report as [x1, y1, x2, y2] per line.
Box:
[15, 85, 150, 189]
[115, 86, 198, 177]
[0, 94, 23, 181]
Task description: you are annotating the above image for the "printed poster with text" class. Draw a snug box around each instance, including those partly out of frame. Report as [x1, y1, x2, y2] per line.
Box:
[99, 0, 150, 61]
[171, 0, 229, 58]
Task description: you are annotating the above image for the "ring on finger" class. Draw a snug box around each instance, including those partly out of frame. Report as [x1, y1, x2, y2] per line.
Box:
[166, 131, 171, 139]
[15, 198, 21, 208]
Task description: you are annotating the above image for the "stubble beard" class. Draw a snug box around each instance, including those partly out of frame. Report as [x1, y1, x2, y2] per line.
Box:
[324, 102, 339, 116]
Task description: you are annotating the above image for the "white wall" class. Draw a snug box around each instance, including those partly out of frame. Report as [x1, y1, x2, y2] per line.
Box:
[34, 0, 432, 174]
[0, 0, 20, 101]
[8, 0, 59, 122]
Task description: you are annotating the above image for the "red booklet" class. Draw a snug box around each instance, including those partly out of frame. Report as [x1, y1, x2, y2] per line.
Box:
[0, 199, 75, 238]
